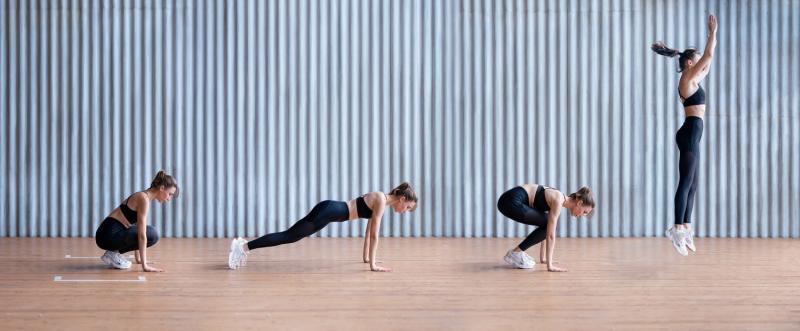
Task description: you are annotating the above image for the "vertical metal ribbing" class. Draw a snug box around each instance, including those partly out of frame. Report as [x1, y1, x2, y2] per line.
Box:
[1, 0, 798, 238]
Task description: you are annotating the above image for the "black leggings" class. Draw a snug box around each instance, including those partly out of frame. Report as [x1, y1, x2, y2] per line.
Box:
[497, 187, 549, 251]
[247, 200, 350, 250]
[674, 116, 704, 225]
[95, 217, 159, 254]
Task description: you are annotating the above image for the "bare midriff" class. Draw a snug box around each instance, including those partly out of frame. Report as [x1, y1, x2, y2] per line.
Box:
[684, 105, 705, 119]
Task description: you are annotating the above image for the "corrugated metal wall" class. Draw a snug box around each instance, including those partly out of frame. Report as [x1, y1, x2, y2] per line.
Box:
[2, 0, 799, 238]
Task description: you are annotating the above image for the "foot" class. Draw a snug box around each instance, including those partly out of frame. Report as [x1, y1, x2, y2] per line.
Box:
[228, 237, 248, 270]
[685, 229, 696, 252]
[101, 251, 132, 269]
[666, 227, 689, 256]
[503, 249, 535, 269]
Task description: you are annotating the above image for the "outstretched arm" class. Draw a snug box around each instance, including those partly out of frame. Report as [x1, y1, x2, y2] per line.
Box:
[367, 196, 390, 272]
[363, 218, 373, 263]
[689, 15, 718, 81]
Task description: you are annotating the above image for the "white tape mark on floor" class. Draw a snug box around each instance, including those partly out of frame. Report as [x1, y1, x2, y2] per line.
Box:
[53, 275, 147, 282]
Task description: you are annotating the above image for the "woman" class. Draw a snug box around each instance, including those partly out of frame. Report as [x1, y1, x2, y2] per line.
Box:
[497, 184, 595, 272]
[652, 14, 717, 256]
[95, 170, 179, 272]
[228, 182, 418, 272]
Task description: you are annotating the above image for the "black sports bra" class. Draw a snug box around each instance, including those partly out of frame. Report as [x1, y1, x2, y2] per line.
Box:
[355, 196, 373, 218]
[679, 85, 706, 107]
[532, 186, 565, 213]
[119, 194, 139, 224]
[355, 193, 388, 219]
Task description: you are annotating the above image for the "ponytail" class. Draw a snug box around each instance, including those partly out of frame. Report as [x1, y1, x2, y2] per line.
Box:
[651, 41, 699, 73]
[651, 41, 680, 58]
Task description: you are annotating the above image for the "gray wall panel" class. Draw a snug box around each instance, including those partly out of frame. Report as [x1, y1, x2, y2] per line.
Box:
[1, 0, 799, 238]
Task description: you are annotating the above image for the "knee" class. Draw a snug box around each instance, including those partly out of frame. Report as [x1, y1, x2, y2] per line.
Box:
[496, 198, 506, 211]
[145, 226, 160, 247]
[676, 175, 695, 190]
[676, 182, 692, 195]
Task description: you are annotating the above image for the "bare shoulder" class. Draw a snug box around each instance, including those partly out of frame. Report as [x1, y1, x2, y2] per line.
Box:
[364, 191, 387, 208]
[546, 189, 566, 208]
[127, 192, 149, 210]
[682, 71, 702, 86]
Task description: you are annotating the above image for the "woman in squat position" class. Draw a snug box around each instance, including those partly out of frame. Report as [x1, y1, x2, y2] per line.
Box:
[95, 171, 179, 272]
[497, 184, 594, 272]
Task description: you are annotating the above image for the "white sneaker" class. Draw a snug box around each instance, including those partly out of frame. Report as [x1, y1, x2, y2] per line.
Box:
[519, 251, 535, 265]
[514, 251, 535, 269]
[503, 250, 535, 269]
[101, 251, 131, 269]
[666, 228, 689, 256]
[112, 251, 132, 269]
[685, 230, 696, 252]
[228, 237, 248, 270]
[236, 238, 248, 266]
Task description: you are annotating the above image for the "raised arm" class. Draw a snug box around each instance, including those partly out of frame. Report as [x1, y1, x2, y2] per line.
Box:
[688, 15, 717, 81]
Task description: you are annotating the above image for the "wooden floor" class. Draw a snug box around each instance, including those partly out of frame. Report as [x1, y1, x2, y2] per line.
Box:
[1, 237, 798, 331]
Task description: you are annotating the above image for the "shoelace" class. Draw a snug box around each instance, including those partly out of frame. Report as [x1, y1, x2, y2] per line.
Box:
[521, 253, 534, 264]
[111, 253, 131, 268]
[112, 252, 130, 267]
[515, 253, 532, 267]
